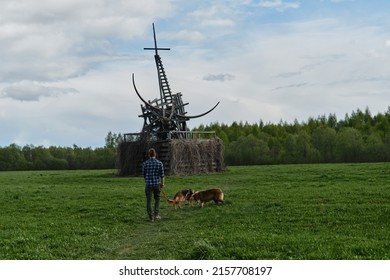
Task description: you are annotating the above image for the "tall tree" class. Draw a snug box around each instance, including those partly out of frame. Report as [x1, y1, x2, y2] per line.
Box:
[335, 128, 364, 162]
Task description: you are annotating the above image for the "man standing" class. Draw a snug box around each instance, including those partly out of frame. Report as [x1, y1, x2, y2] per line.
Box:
[143, 148, 165, 222]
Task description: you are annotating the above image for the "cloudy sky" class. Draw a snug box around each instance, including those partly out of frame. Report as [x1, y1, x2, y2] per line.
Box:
[1, 0, 390, 148]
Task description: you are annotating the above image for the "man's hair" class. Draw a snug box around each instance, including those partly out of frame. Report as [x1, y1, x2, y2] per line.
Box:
[149, 148, 156, 158]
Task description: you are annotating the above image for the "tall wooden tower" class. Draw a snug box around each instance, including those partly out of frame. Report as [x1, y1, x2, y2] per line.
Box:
[118, 23, 224, 176]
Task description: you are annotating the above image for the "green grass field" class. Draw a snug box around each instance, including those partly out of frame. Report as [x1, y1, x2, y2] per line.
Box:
[0, 163, 389, 260]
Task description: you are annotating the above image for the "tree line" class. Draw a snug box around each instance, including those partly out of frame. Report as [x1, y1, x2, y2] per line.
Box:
[0, 132, 122, 171]
[193, 107, 390, 165]
[1, 107, 390, 171]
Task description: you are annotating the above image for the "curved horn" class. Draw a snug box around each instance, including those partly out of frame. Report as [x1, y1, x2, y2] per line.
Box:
[177, 101, 220, 120]
[132, 73, 162, 113]
[132, 73, 148, 105]
[132, 73, 219, 121]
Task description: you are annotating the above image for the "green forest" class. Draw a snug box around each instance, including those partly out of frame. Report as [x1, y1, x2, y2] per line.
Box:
[195, 106, 390, 165]
[1, 107, 390, 171]
[0, 132, 122, 171]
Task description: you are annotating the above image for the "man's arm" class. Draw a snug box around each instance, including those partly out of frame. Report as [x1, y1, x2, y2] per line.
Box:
[160, 162, 165, 187]
[160, 176, 165, 188]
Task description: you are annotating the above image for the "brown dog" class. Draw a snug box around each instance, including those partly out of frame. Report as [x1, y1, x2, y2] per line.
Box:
[162, 189, 195, 209]
[190, 188, 224, 208]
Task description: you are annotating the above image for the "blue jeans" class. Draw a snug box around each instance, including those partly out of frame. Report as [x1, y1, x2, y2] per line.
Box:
[145, 185, 161, 220]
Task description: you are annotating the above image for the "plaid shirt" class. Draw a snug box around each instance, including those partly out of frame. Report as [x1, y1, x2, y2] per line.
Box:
[143, 158, 164, 187]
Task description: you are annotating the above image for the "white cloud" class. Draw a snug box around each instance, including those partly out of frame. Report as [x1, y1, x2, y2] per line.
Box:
[187, 5, 237, 29]
[201, 19, 236, 28]
[203, 74, 235, 82]
[161, 30, 206, 43]
[1, 81, 78, 102]
[0, 0, 174, 82]
[329, 0, 355, 2]
[186, 17, 390, 126]
[257, 0, 300, 11]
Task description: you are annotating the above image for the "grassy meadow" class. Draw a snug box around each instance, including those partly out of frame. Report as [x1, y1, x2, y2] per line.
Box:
[0, 163, 389, 260]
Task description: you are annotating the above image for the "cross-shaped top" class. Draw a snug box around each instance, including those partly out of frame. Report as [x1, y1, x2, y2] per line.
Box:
[143, 23, 170, 56]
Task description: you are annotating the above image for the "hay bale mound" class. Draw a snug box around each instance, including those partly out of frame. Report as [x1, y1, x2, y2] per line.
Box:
[117, 138, 224, 176]
[117, 138, 148, 176]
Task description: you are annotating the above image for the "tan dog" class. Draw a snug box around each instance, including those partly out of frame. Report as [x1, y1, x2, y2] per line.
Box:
[162, 189, 195, 209]
[190, 188, 224, 208]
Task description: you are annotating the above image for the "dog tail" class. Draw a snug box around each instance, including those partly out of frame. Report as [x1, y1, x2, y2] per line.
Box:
[219, 192, 224, 203]
[217, 188, 224, 203]
[161, 190, 175, 204]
